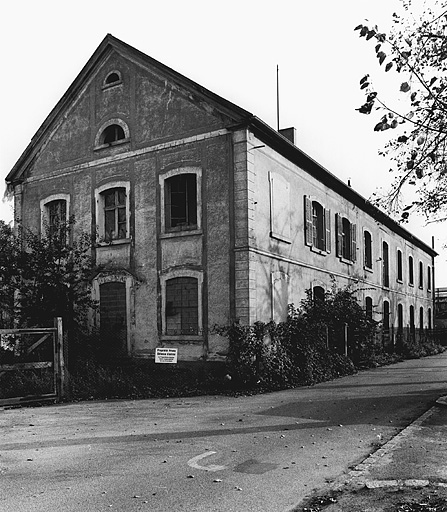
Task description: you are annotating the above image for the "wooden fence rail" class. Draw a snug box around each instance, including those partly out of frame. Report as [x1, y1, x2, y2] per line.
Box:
[0, 318, 65, 406]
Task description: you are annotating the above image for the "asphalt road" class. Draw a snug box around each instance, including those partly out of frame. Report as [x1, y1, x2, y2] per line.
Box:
[1, 353, 447, 512]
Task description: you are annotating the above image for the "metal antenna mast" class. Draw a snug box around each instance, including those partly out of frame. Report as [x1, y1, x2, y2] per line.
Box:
[276, 64, 280, 131]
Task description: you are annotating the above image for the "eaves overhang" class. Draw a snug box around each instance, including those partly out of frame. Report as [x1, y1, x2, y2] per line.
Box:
[246, 116, 437, 258]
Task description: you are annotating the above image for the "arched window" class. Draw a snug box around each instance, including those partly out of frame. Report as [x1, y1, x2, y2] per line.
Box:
[419, 261, 424, 289]
[419, 306, 424, 330]
[102, 124, 125, 144]
[103, 70, 122, 88]
[95, 119, 130, 148]
[410, 305, 415, 330]
[313, 286, 325, 303]
[105, 72, 120, 84]
[428, 308, 432, 330]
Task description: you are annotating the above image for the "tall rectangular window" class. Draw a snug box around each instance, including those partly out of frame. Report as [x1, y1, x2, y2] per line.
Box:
[419, 261, 424, 289]
[409, 256, 414, 285]
[428, 266, 432, 291]
[364, 231, 372, 269]
[165, 174, 197, 231]
[165, 277, 199, 335]
[397, 249, 403, 282]
[382, 241, 389, 287]
[103, 188, 127, 241]
[46, 199, 67, 241]
[336, 214, 356, 262]
[304, 196, 330, 253]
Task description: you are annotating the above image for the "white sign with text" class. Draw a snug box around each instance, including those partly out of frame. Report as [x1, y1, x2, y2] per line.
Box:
[155, 347, 178, 364]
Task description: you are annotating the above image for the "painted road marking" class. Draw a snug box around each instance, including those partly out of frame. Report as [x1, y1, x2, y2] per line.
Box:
[187, 451, 227, 472]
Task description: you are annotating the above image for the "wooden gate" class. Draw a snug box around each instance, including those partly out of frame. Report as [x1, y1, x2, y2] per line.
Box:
[0, 318, 65, 407]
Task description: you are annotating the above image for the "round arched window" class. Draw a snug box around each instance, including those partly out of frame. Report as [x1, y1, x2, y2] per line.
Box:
[104, 71, 121, 87]
[101, 124, 125, 145]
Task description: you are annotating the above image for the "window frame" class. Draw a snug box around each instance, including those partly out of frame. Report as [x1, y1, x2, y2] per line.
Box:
[397, 249, 403, 282]
[95, 181, 131, 244]
[94, 119, 130, 150]
[160, 269, 203, 341]
[383, 300, 390, 332]
[40, 193, 70, 239]
[419, 261, 424, 289]
[382, 241, 390, 288]
[304, 196, 331, 254]
[428, 265, 432, 291]
[91, 272, 133, 354]
[409, 255, 414, 286]
[159, 167, 202, 237]
[336, 213, 356, 263]
[102, 70, 122, 89]
[363, 230, 373, 271]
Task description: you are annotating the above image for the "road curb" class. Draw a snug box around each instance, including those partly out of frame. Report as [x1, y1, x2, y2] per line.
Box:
[329, 403, 440, 492]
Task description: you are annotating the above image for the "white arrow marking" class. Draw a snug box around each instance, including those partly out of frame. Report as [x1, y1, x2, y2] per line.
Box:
[187, 451, 227, 472]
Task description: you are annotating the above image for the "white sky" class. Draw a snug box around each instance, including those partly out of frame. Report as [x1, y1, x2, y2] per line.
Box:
[2, 0, 446, 284]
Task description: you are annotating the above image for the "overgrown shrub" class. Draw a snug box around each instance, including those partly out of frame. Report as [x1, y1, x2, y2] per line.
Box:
[219, 285, 378, 389]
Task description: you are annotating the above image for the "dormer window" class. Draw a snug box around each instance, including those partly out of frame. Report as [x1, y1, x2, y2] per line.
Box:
[103, 70, 122, 88]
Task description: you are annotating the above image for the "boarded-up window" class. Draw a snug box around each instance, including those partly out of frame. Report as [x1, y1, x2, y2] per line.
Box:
[271, 271, 289, 323]
[269, 173, 290, 242]
[100, 282, 127, 356]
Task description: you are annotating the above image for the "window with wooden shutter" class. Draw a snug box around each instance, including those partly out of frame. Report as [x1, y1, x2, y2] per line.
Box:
[304, 196, 313, 247]
[350, 223, 357, 262]
[324, 209, 331, 253]
[336, 214, 356, 262]
[336, 214, 343, 258]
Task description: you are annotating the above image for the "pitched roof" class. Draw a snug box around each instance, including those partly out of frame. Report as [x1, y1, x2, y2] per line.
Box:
[6, 33, 253, 185]
[6, 34, 437, 257]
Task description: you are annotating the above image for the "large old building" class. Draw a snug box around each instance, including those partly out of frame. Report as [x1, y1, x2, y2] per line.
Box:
[6, 35, 436, 361]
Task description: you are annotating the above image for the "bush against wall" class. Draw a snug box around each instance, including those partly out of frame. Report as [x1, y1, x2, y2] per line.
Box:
[0, 218, 96, 331]
[218, 285, 379, 389]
